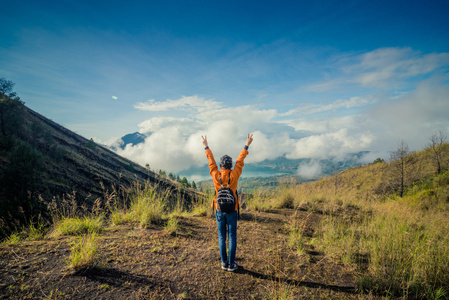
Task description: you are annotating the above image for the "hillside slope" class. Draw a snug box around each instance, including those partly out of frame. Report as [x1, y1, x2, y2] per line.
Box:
[1, 136, 447, 299]
[0, 101, 198, 233]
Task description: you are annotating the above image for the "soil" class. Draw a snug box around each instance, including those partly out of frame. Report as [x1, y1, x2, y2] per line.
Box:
[0, 209, 372, 299]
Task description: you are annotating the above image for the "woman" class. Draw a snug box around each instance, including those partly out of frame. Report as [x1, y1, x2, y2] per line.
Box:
[202, 133, 253, 272]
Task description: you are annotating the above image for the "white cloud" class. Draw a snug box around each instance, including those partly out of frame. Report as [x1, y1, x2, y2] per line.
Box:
[134, 95, 222, 112]
[282, 96, 373, 116]
[366, 77, 449, 151]
[138, 117, 198, 134]
[116, 99, 291, 172]
[307, 47, 449, 91]
[350, 48, 449, 88]
[287, 128, 374, 160]
[297, 159, 322, 178]
[111, 48, 449, 174]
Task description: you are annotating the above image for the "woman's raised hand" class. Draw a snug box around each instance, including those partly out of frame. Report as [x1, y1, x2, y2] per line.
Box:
[202, 135, 208, 147]
[246, 133, 253, 147]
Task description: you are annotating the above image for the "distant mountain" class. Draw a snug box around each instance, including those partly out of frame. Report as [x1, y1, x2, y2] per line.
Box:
[179, 152, 374, 184]
[0, 99, 197, 232]
[195, 154, 372, 192]
[120, 132, 147, 149]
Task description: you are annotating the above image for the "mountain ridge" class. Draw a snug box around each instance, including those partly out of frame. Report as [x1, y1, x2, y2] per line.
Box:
[0, 100, 198, 234]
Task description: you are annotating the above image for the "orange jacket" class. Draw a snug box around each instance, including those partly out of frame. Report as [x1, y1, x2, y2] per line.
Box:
[205, 148, 248, 211]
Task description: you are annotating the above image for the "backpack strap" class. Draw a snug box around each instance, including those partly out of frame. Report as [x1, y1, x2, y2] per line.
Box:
[218, 173, 224, 188]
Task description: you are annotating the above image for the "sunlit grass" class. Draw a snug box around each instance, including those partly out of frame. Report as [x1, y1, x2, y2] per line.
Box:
[52, 216, 104, 237]
[27, 221, 46, 240]
[164, 217, 179, 235]
[312, 191, 449, 298]
[110, 209, 132, 225]
[2, 232, 21, 245]
[190, 200, 209, 217]
[286, 212, 308, 256]
[67, 233, 99, 270]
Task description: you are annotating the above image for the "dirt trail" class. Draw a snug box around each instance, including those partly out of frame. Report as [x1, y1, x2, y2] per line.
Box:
[0, 209, 362, 299]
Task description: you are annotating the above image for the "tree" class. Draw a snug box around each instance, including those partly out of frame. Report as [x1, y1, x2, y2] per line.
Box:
[1, 139, 44, 221]
[0, 78, 21, 100]
[390, 140, 414, 197]
[0, 78, 24, 141]
[426, 131, 447, 174]
[180, 177, 189, 187]
[372, 158, 385, 164]
[145, 164, 150, 177]
[191, 181, 197, 190]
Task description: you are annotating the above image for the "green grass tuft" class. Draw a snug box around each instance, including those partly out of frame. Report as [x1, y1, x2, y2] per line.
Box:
[52, 216, 104, 237]
[164, 217, 179, 235]
[67, 233, 99, 269]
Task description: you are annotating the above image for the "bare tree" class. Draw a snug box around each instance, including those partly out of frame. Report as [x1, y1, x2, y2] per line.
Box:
[426, 131, 447, 174]
[390, 140, 414, 197]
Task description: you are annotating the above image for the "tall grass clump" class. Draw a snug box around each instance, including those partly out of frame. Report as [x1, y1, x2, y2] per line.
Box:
[2, 232, 21, 245]
[53, 216, 104, 237]
[286, 213, 307, 256]
[164, 217, 179, 235]
[67, 233, 99, 270]
[126, 182, 169, 227]
[111, 209, 132, 225]
[190, 198, 211, 217]
[27, 220, 46, 240]
[47, 192, 106, 237]
[276, 188, 295, 209]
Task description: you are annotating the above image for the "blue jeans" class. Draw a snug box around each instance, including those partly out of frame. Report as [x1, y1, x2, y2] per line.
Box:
[215, 210, 238, 265]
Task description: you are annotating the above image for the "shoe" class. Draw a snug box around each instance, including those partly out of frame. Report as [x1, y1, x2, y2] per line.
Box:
[227, 263, 238, 272]
[221, 262, 228, 270]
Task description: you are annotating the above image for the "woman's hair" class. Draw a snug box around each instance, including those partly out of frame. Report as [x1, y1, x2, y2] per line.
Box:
[220, 155, 233, 170]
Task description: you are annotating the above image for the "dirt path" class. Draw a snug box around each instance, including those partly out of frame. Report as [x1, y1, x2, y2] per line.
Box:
[0, 209, 362, 299]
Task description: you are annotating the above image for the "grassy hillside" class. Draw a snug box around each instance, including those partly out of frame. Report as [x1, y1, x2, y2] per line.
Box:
[2, 81, 448, 298]
[0, 96, 199, 237]
[246, 142, 449, 299]
[1, 140, 447, 299]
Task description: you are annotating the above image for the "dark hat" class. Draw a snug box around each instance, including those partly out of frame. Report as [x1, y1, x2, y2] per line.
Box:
[220, 155, 232, 170]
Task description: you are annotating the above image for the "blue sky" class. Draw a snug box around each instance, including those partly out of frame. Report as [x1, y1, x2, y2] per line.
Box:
[1, 1, 449, 174]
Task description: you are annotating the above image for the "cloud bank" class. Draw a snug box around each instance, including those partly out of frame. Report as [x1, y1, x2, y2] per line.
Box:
[297, 160, 322, 178]
[111, 48, 449, 173]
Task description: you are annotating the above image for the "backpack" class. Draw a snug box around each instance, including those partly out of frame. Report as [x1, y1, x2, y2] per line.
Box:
[216, 171, 236, 213]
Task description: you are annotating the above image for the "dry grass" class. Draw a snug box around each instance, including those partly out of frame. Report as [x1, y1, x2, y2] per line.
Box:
[282, 143, 449, 298]
[3, 142, 447, 299]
